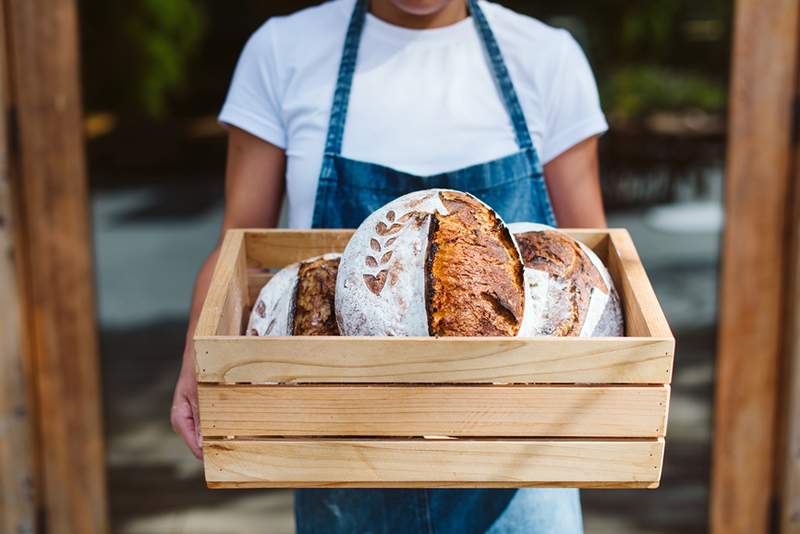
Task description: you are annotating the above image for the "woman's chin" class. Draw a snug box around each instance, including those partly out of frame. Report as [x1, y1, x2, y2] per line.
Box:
[387, 0, 455, 16]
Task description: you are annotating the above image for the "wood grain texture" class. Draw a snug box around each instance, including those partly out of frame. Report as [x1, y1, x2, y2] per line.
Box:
[196, 230, 245, 337]
[243, 228, 610, 269]
[5, 0, 109, 531]
[711, 0, 800, 532]
[607, 230, 672, 338]
[247, 271, 272, 306]
[0, 0, 36, 524]
[198, 384, 669, 438]
[203, 438, 665, 488]
[195, 336, 674, 384]
[780, 77, 800, 534]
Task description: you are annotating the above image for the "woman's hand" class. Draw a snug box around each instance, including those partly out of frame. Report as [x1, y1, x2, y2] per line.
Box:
[170, 126, 286, 458]
[171, 349, 202, 459]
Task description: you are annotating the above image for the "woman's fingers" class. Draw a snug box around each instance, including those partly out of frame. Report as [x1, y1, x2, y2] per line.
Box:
[190, 394, 203, 458]
[171, 394, 203, 459]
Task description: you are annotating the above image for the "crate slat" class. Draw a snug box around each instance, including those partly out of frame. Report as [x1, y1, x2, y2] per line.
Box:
[199, 384, 669, 438]
[606, 230, 673, 338]
[242, 229, 610, 269]
[203, 438, 664, 488]
[196, 230, 246, 337]
[195, 336, 673, 384]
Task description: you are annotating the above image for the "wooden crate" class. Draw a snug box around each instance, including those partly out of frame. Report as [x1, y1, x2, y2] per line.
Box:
[195, 229, 674, 489]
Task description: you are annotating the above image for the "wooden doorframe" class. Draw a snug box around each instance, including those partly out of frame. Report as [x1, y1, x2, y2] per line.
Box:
[712, 0, 800, 533]
[0, 0, 109, 532]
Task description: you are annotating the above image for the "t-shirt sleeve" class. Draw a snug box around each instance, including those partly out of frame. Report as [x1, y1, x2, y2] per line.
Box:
[218, 20, 287, 149]
[541, 31, 608, 164]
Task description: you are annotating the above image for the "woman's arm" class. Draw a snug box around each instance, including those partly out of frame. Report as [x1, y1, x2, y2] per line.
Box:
[171, 126, 286, 458]
[543, 135, 607, 228]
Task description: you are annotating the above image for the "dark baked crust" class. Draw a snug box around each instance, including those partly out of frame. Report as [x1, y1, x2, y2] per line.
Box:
[516, 230, 607, 336]
[425, 191, 525, 336]
[292, 257, 341, 336]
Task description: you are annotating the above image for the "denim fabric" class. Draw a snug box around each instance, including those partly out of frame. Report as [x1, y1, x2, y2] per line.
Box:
[299, 0, 581, 532]
[296, 488, 582, 534]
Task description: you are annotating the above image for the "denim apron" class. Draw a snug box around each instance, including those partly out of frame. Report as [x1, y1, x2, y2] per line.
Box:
[297, 0, 583, 532]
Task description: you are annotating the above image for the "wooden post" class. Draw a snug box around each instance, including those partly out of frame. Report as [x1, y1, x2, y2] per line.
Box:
[0, 0, 36, 528]
[711, 0, 800, 533]
[781, 113, 800, 533]
[1, 0, 109, 532]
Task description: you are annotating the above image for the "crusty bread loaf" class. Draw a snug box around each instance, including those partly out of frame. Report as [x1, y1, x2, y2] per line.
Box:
[292, 256, 340, 335]
[427, 192, 524, 336]
[510, 222, 624, 337]
[247, 253, 341, 336]
[336, 189, 526, 337]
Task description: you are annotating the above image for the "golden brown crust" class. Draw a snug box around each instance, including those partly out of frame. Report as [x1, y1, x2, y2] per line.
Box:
[292, 257, 341, 336]
[425, 191, 525, 336]
[516, 230, 607, 336]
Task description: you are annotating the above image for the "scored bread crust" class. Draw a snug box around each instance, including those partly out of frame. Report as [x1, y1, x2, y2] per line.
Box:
[336, 189, 526, 337]
[509, 222, 624, 337]
[247, 253, 341, 336]
[426, 191, 525, 336]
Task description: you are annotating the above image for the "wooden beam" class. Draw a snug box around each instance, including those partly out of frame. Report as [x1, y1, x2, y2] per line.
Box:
[203, 438, 665, 488]
[0, 0, 36, 525]
[3, 0, 109, 532]
[779, 72, 800, 534]
[711, 0, 800, 532]
[198, 384, 670, 438]
[196, 335, 674, 384]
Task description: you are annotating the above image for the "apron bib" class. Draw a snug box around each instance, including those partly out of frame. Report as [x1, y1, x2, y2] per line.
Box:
[298, 1, 581, 532]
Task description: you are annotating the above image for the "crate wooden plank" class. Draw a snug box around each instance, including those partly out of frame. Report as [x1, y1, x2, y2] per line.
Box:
[199, 384, 669, 438]
[203, 438, 664, 488]
[245, 229, 353, 269]
[247, 271, 272, 305]
[606, 229, 672, 338]
[196, 230, 246, 337]
[242, 229, 610, 270]
[195, 336, 673, 384]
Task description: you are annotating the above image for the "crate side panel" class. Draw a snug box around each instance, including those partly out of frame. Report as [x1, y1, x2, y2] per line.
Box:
[606, 229, 672, 339]
[195, 337, 674, 384]
[243, 229, 608, 265]
[195, 230, 246, 337]
[245, 230, 353, 269]
[203, 438, 664, 487]
[198, 385, 669, 438]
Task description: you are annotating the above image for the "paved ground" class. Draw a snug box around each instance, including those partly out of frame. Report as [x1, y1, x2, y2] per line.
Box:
[94, 179, 719, 533]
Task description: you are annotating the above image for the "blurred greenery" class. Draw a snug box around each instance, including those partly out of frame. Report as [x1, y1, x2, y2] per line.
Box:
[602, 66, 726, 120]
[81, 0, 205, 118]
[79, 0, 731, 121]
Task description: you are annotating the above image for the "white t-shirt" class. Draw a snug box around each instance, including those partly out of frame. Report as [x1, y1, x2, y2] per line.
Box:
[219, 0, 607, 229]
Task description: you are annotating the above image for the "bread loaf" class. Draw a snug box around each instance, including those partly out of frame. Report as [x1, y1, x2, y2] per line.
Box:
[247, 253, 341, 336]
[336, 189, 526, 337]
[510, 222, 624, 337]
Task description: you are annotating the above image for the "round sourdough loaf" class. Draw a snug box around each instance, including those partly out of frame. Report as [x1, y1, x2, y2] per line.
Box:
[335, 189, 527, 337]
[510, 222, 624, 337]
[247, 253, 341, 336]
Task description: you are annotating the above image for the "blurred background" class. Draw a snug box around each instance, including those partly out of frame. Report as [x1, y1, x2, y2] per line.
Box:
[84, 1, 728, 532]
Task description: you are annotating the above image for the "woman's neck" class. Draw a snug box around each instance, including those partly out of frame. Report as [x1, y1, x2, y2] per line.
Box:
[369, 0, 468, 30]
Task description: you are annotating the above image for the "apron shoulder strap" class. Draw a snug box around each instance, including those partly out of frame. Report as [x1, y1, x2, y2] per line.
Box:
[324, 0, 368, 156]
[468, 0, 534, 151]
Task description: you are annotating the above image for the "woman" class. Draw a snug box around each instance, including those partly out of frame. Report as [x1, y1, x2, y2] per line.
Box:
[171, 0, 607, 531]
